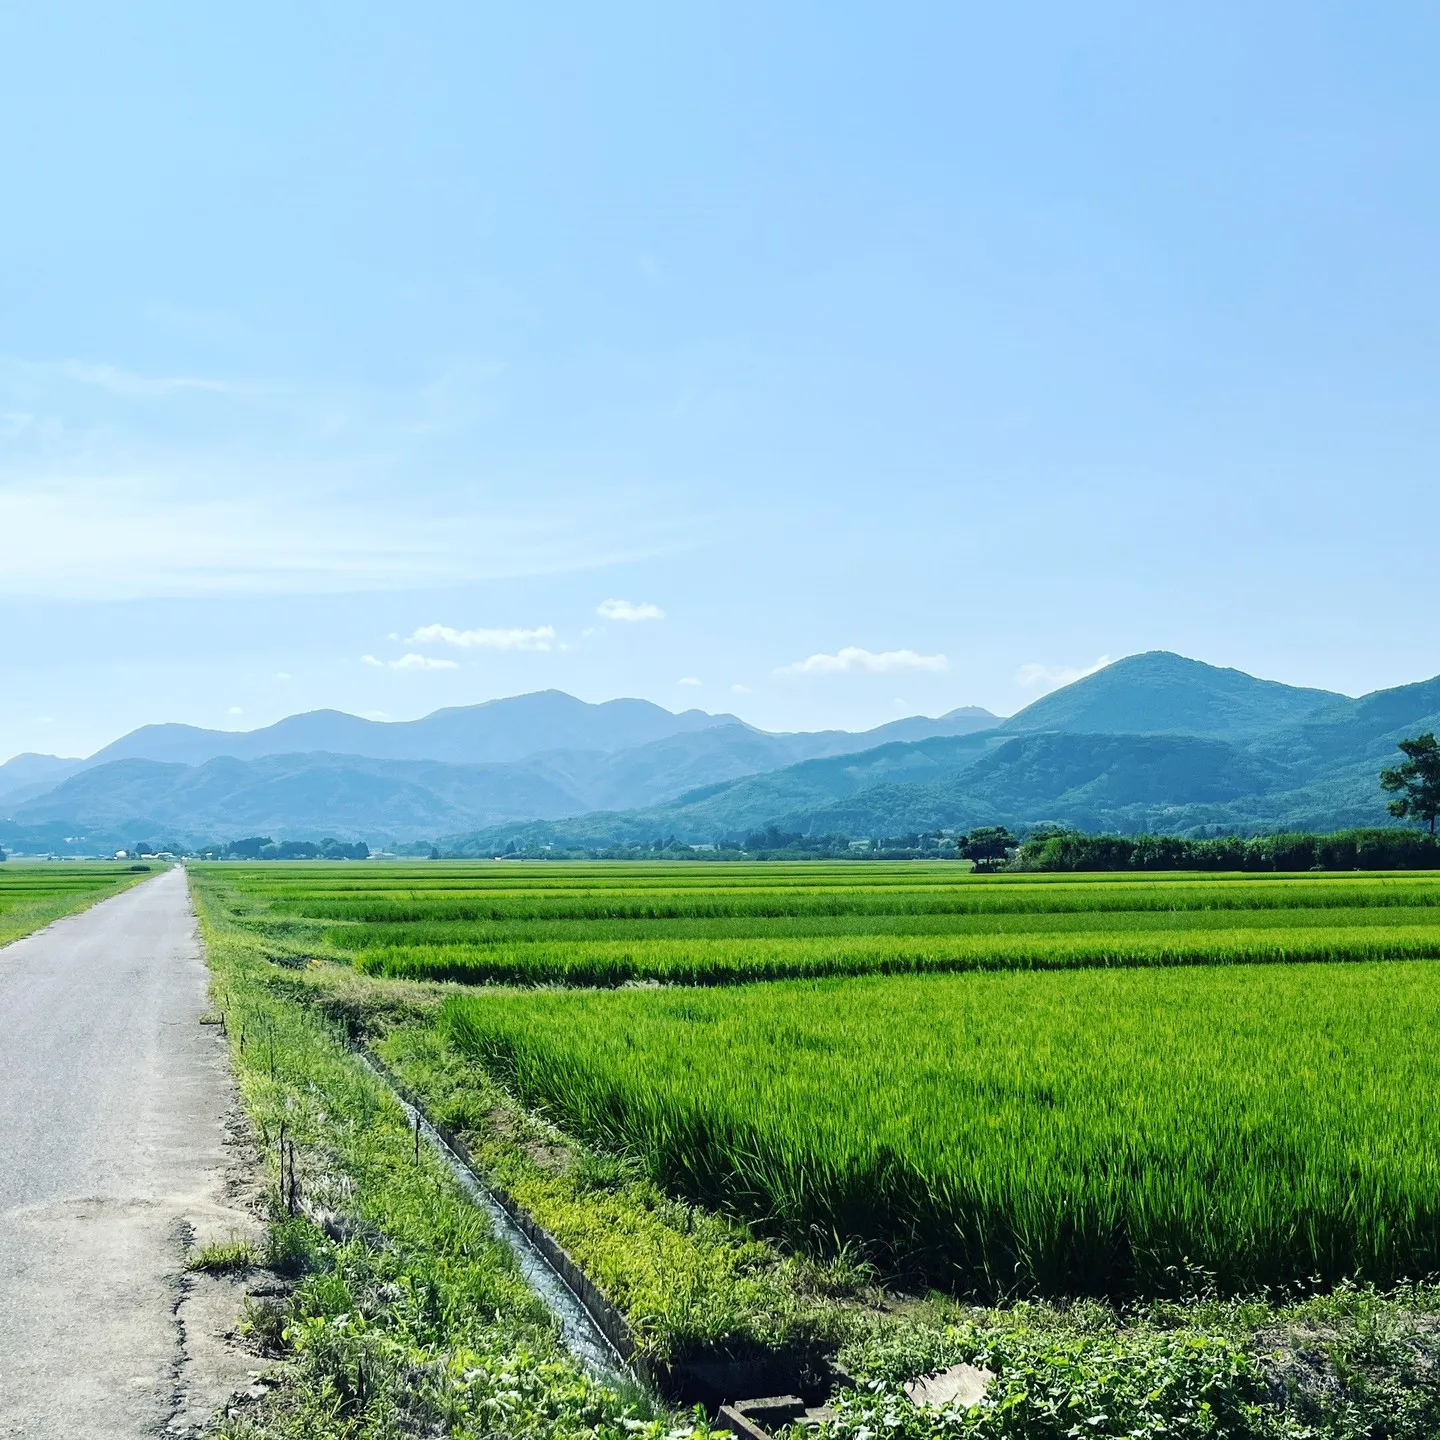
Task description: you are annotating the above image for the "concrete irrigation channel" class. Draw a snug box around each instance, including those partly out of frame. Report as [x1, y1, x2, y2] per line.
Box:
[352, 1045, 637, 1390]
[352, 1045, 854, 1435]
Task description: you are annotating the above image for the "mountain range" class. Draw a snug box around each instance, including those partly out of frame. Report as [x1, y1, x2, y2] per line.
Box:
[2, 653, 1436, 853]
[0, 691, 998, 850]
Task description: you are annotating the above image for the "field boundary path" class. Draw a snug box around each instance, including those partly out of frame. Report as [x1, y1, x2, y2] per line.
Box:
[0, 867, 256, 1438]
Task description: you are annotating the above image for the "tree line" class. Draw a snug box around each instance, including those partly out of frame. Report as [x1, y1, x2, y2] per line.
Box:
[1014, 731, 1440, 871]
[1012, 826, 1438, 873]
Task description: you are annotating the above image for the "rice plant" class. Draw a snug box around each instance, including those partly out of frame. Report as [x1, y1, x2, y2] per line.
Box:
[443, 961, 1440, 1299]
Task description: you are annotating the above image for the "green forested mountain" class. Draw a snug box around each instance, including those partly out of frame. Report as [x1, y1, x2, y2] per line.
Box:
[447, 655, 1440, 851]
[999, 651, 1349, 740]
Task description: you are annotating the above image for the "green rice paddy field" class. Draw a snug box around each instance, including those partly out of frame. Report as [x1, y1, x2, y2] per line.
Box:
[213, 860, 1440, 1300]
[0, 861, 154, 946]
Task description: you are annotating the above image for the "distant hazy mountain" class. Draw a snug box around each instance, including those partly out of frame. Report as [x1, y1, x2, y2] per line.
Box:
[12, 753, 586, 841]
[0, 753, 84, 807]
[1001, 652, 1348, 741]
[4, 703, 1002, 845]
[848, 707, 999, 746]
[83, 691, 737, 768]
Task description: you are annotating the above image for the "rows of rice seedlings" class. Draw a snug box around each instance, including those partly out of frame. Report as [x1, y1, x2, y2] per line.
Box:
[441, 961, 1440, 1299]
[257, 873, 1440, 924]
[205, 862, 1440, 985]
[350, 921, 1440, 985]
[332, 902, 1440, 945]
[0, 862, 154, 946]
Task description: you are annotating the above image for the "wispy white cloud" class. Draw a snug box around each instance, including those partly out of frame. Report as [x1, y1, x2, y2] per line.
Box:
[406, 623, 557, 652]
[597, 598, 664, 622]
[678, 676, 702, 687]
[778, 646, 948, 677]
[730, 683, 752, 694]
[1015, 655, 1111, 692]
[0, 464, 697, 600]
[50, 360, 235, 397]
[0, 347, 711, 601]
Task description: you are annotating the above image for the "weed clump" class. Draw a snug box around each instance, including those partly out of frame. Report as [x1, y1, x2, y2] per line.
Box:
[188, 1238, 259, 1275]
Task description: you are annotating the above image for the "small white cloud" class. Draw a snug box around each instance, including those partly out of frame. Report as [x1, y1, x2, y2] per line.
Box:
[730, 683, 752, 694]
[227, 706, 244, 715]
[1015, 655, 1112, 693]
[678, 676, 702, 687]
[361, 709, 391, 721]
[778, 646, 948, 677]
[407, 623, 556, 651]
[275, 671, 292, 681]
[597, 598, 664, 623]
[362, 654, 384, 667]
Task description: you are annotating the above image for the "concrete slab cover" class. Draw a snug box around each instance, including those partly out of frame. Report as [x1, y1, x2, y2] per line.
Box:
[903, 1362, 994, 1409]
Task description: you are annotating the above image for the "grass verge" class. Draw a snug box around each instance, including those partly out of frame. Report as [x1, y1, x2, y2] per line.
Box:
[191, 872, 708, 1440]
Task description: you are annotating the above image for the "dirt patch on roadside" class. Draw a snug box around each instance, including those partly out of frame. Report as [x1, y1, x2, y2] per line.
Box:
[165, 1100, 273, 1436]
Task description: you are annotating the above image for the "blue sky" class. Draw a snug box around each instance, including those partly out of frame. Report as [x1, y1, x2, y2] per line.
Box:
[3, 2, 1438, 760]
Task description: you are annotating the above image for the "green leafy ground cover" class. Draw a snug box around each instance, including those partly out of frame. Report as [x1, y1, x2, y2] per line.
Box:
[191, 862, 1440, 1437]
[821, 1285, 1440, 1440]
[0, 860, 155, 946]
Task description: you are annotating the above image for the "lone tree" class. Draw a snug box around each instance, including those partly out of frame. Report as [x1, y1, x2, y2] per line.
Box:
[1381, 732, 1440, 836]
[958, 826, 1018, 869]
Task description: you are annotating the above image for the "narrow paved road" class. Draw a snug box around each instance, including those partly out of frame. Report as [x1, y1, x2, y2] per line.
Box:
[0, 867, 244, 1438]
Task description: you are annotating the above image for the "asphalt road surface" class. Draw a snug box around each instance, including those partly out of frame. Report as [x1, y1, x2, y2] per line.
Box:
[0, 867, 244, 1438]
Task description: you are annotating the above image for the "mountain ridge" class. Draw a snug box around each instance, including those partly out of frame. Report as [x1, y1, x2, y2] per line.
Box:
[441, 656, 1440, 852]
[3, 703, 1003, 846]
[7, 653, 1437, 853]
